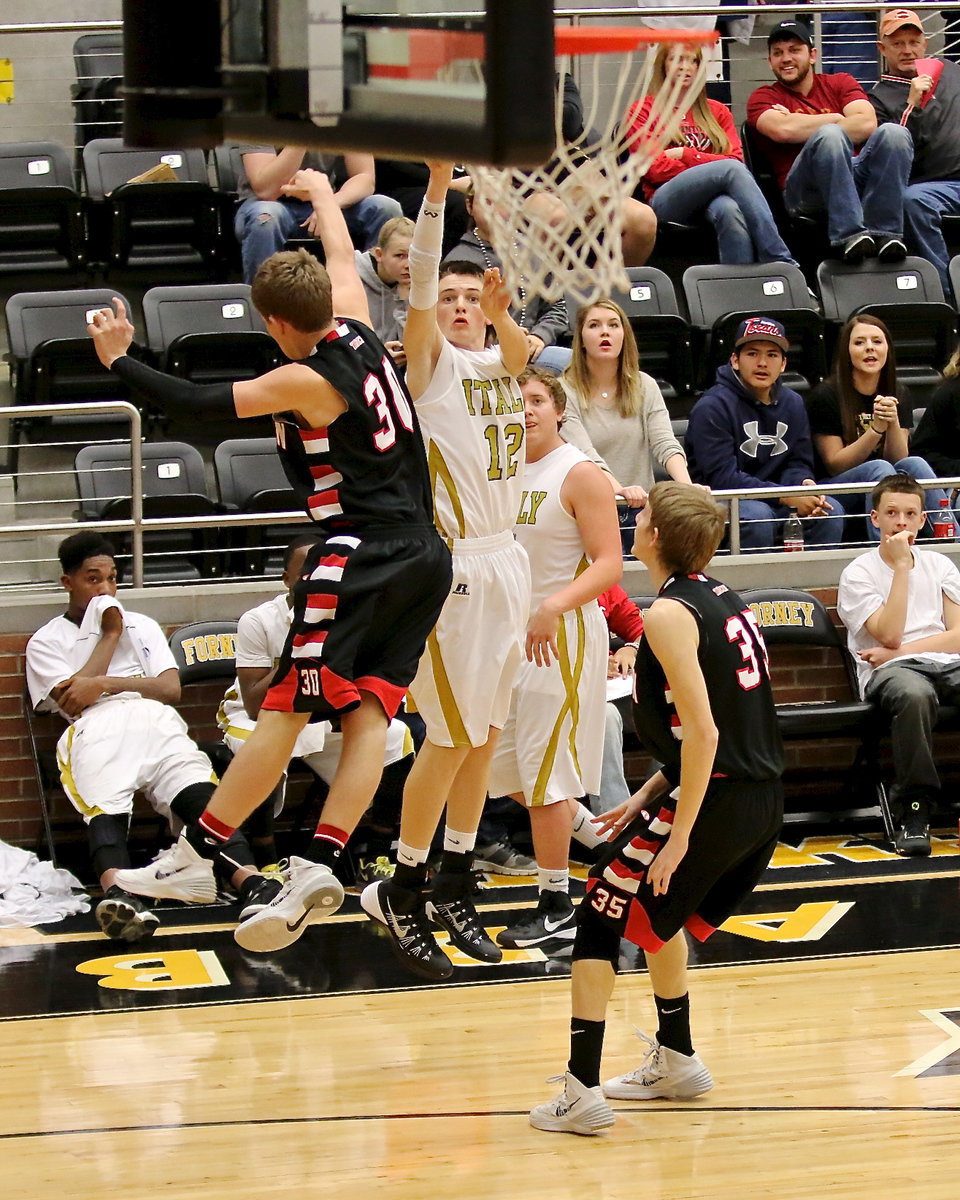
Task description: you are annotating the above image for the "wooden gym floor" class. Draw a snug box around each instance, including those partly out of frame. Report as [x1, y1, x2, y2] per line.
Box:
[3, 831, 959, 1199]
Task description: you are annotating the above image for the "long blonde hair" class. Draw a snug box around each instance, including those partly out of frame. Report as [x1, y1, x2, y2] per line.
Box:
[650, 43, 730, 155]
[563, 299, 646, 418]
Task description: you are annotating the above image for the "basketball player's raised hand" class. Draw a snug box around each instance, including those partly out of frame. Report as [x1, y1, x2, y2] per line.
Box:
[480, 267, 511, 321]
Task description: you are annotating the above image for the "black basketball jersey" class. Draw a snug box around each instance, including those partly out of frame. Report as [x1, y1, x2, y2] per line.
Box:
[274, 319, 433, 532]
[632, 573, 783, 782]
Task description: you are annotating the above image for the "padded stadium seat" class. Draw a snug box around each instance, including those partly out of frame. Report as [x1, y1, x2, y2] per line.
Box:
[75, 440, 222, 581]
[682, 261, 826, 392]
[214, 437, 303, 574]
[142, 284, 280, 384]
[3, 287, 138, 473]
[605, 266, 695, 404]
[0, 141, 87, 273]
[72, 33, 123, 163]
[81, 138, 220, 274]
[739, 587, 892, 834]
[817, 257, 957, 403]
[167, 620, 239, 777]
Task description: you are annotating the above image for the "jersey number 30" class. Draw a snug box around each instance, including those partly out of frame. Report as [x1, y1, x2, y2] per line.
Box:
[724, 609, 769, 691]
[364, 356, 415, 452]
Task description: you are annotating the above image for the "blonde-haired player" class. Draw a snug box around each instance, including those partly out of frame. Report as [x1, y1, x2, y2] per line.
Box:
[360, 161, 532, 980]
[489, 367, 623, 951]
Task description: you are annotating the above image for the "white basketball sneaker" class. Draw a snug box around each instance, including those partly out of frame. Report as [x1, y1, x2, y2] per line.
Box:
[234, 856, 344, 953]
[529, 1072, 616, 1136]
[602, 1030, 714, 1101]
[113, 834, 218, 903]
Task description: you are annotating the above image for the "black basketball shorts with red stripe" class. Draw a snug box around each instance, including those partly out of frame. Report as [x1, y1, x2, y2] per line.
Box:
[580, 777, 783, 955]
[262, 526, 452, 722]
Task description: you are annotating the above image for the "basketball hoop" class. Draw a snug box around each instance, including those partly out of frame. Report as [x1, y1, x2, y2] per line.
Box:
[468, 26, 718, 309]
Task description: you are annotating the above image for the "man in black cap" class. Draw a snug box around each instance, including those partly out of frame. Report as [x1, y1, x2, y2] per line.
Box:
[747, 20, 913, 263]
[685, 316, 843, 550]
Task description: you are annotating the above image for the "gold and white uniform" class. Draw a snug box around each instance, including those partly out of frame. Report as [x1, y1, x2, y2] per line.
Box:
[408, 338, 531, 747]
[488, 442, 607, 805]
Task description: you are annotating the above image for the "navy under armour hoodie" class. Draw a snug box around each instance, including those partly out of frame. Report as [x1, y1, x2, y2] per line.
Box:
[685, 363, 815, 491]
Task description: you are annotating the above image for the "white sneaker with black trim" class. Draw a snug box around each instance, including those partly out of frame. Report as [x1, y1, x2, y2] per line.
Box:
[113, 834, 217, 903]
[529, 1072, 616, 1136]
[603, 1030, 713, 1101]
[234, 856, 344, 953]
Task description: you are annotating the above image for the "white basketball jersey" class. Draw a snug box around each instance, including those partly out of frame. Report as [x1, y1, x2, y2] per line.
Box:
[515, 441, 592, 610]
[415, 338, 525, 539]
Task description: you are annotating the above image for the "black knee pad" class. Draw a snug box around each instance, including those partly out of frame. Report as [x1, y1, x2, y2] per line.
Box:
[87, 813, 132, 878]
[572, 902, 621, 968]
[169, 781, 216, 826]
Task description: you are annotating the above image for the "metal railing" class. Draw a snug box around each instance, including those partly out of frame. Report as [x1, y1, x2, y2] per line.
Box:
[0, 402, 307, 590]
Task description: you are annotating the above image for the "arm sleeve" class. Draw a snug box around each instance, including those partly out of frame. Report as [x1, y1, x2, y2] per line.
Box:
[642, 376, 685, 467]
[111, 355, 237, 422]
[528, 296, 569, 347]
[603, 586, 644, 641]
[25, 628, 71, 709]
[836, 559, 883, 638]
[408, 196, 445, 311]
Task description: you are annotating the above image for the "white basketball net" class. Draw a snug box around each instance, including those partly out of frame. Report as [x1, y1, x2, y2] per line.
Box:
[468, 34, 714, 309]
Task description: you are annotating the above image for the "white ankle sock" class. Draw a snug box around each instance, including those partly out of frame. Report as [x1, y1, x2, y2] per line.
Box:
[538, 867, 569, 893]
[443, 825, 476, 854]
[396, 840, 430, 869]
[570, 801, 605, 849]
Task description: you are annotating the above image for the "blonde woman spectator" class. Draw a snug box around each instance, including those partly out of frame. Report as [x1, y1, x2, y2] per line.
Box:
[560, 299, 691, 509]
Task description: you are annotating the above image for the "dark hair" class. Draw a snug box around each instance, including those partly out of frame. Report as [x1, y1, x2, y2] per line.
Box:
[871, 471, 925, 510]
[282, 533, 319, 570]
[438, 259, 485, 282]
[831, 314, 898, 446]
[58, 531, 116, 574]
[251, 248, 333, 333]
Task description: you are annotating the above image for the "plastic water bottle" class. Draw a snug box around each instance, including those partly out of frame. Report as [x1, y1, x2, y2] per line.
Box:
[783, 510, 804, 552]
[934, 498, 956, 540]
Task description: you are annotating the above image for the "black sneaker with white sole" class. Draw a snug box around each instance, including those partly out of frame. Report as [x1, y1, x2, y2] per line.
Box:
[894, 805, 931, 857]
[237, 874, 284, 922]
[95, 886, 160, 942]
[425, 871, 502, 964]
[497, 889, 577, 951]
[360, 879, 454, 981]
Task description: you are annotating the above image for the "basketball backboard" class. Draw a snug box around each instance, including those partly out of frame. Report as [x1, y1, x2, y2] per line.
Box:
[122, 0, 557, 168]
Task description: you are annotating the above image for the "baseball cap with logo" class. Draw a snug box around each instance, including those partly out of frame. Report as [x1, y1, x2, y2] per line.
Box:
[734, 316, 790, 352]
[879, 9, 925, 37]
[767, 21, 814, 49]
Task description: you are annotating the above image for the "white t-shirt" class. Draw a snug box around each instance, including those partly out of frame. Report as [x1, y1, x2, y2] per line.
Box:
[26, 608, 176, 720]
[837, 546, 960, 694]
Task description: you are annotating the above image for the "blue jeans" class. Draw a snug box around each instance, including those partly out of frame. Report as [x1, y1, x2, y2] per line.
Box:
[826, 455, 955, 541]
[651, 159, 798, 266]
[533, 344, 573, 375]
[819, 14, 880, 87]
[234, 194, 403, 283]
[784, 123, 913, 245]
[903, 178, 960, 298]
[738, 495, 844, 550]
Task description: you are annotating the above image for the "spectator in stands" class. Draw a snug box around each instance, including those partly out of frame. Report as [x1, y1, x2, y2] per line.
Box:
[806, 314, 949, 538]
[625, 42, 799, 269]
[444, 186, 571, 374]
[355, 215, 414, 367]
[234, 146, 401, 283]
[837, 471, 960, 855]
[218, 534, 414, 885]
[559, 300, 692, 515]
[25, 533, 272, 942]
[685, 316, 844, 550]
[912, 344, 960, 474]
[747, 20, 913, 262]
[871, 10, 960, 296]
[591, 586, 644, 815]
